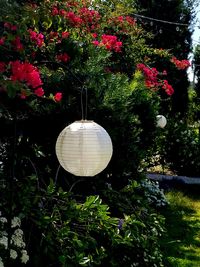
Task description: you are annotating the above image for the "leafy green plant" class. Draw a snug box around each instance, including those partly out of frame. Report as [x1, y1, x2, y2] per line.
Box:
[163, 117, 200, 176]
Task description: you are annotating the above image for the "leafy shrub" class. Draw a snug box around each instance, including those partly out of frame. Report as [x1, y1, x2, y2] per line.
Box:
[29, 179, 165, 267]
[163, 118, 200, 176]
[140, 179, 168, 208]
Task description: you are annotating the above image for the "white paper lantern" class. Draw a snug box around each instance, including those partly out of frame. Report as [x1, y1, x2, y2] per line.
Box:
[55, 120, 113, 176]
[156, 115, 167, 128]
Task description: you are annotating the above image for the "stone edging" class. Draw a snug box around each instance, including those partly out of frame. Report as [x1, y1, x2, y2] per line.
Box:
[147, 173, 200, 185]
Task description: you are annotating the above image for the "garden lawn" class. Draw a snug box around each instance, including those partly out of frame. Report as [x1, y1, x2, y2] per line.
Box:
[161, 189, 200, 267]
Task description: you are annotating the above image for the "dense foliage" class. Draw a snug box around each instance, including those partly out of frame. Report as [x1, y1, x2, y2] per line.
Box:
[0, 0, 194, 266]
[135, 0, 195, 116]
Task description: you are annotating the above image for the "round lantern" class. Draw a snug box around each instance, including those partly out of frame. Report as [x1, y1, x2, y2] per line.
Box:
[55, 120, 113, 176]
[156, 115, 167, 128]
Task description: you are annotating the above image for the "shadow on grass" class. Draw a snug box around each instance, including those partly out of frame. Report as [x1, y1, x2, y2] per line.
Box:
[160, 184, 200, 267]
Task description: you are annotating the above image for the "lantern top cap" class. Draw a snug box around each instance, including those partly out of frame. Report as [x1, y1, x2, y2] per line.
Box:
[75, 120, 94, 123]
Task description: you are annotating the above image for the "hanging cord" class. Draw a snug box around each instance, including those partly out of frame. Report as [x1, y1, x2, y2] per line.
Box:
[36, 60, 89, 121]
[81, 86, 88, 120]
[85, 87, 88, 120]
[81, 87, 84, 120]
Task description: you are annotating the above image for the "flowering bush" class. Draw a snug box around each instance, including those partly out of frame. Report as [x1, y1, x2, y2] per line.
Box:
[0, 0, 189, 103]
[137, 63, 174, 95]
[0, 0, 192, 266]
[0, 213, 29, 266]
[170, 56, 191, 70]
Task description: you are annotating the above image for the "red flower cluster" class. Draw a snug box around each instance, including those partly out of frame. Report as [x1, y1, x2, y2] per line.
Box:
[66, 1, 78, 8]
[52, 7, 83, 26]
[52, 6, 59, 16]
[12, 36, 23, 51]
[125, 16, 136, 25]
[56, 53, 70, 62]
[65, 11, 83, 26]
[28, 29, 44, 47]
[137, 63, 174, 95]
[62, 31, 70, 39]
[34, 87, 44, 97]
[4, 22, 17, 31]
[48, 31, 70, 44]
[137, 63, 159, 87]
[10, 61, 43, 89]
[0, 37, 5, 45]
[52, 6, 100, 29]
[78, 7, 100, 28]
[93, 34, 122, 52]
[162, 80, 174, 95]
[171, 57, 191, 70]
[49, 31, 59, 42]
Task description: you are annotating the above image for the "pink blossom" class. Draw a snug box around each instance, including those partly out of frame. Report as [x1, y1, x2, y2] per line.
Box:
[34, 87, 44, 97]
[0, 37, 5, 45]
[62, 32, 70, 39]
[54, 92, 62, 102]
[56, 53, 70, 62]
[28, 29, 44, 47]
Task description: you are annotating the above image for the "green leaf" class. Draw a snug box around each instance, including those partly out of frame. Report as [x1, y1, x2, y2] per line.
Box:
[79, 257, 90, 265]
[47, 178, 55, 194]
[6, 82, 18, 98]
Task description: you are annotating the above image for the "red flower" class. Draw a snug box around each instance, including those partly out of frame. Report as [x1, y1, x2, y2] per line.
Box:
[56, 53, 70, 62]
[52, 6, 59, 16]
[10, 61, 43, 89]
[125, 16, 136, 25]
[20, 91, 27, 99]
[93, 34, 122, 52]
[115, 41, 122, 52]
[66, 11, 83, 26]
[4, 22, 17, 31]
[117, 16, 124, 22]
[171, 57, 191, 70]
[11, 25, 17, 31]
[92, 40, 99, 46]
[61, 31, 70, 39]
[92, 33, 97, 38]
[34, 87, 44, 97]
[54, 92, 62, 102]
[0, 37, 5, 45]
[137, 63, 174, 95]
[162, 80, 174, 95]
[163, 70, 167, 75]
[4, 22, 12, 29]
[49, 31, 58, 43]
[28, 29, 44, 47]
[0, 62, 6, 72]
[78, 7, 100, 26]
[12, 36, 23, 51]
[59, 9, 67, 16]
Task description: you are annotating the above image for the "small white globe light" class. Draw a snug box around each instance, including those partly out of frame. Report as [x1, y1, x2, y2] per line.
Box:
[156, 115, 167, 128]
[55, 120, 113, 176]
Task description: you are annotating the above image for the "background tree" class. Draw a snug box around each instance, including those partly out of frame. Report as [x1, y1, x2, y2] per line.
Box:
[0, 0, 186, 266]
[135, 0, 196, 117]
[193, 44, 200, 122]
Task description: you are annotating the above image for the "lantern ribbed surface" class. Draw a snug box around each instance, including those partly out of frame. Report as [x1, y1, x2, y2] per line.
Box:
[55, 120, 113, 176]
[156, 115, 167, 128]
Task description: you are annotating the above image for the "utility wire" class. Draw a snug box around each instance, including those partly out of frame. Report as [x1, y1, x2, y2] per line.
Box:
[133, 13, 196, 27]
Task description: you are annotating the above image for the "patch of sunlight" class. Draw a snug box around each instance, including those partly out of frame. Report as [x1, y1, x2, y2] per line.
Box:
[163, 190, 200, 267]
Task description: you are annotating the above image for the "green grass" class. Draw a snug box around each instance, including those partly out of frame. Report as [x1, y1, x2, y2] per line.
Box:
[161, 189, 200, 267]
